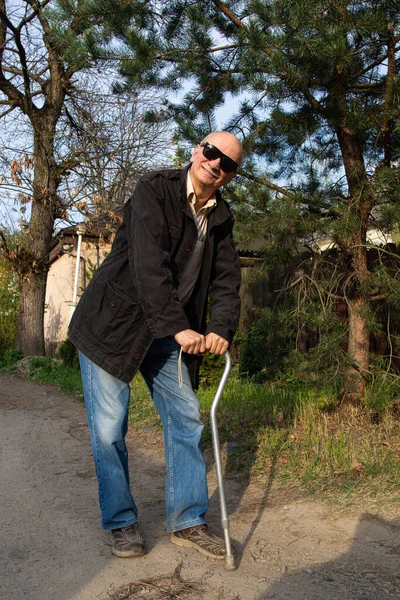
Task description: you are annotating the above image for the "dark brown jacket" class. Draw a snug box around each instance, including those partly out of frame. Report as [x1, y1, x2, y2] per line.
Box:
[69, 166, 241, 386]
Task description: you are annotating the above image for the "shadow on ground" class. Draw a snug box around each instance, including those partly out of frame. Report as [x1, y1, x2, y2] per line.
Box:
[254, 513, 400, 600]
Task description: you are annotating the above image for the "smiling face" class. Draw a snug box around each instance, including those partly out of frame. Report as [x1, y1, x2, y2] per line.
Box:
[189, 132, 243, 198]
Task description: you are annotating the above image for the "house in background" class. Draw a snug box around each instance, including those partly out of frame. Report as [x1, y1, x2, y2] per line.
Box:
[44, 219, 116, 355]
[44, 221, 266, 355]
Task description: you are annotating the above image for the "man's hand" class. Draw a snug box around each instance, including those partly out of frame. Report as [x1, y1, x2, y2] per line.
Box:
[174, 330, 229, 356]
[205, 333, 229, 355]
[174, 329, 207, 355]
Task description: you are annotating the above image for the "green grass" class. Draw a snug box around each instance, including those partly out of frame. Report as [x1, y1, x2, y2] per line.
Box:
[126, 372, 400, 504]
[128, 373, 159, 428]
[3, 356, 84, 398]
[29, 360, 83, 396]
[253, 394, 399, 502]
[4, 355, 399, 504]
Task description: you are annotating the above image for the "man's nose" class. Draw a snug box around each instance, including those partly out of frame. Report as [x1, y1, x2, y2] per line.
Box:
[208, 157, 221, 170]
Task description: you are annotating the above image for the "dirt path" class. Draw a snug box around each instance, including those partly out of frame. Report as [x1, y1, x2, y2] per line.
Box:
[0, 373, 399, 600]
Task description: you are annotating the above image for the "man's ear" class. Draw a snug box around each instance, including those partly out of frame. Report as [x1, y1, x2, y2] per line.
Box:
[190, 144, 200, 163]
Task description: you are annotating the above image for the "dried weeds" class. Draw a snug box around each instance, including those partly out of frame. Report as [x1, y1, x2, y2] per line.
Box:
[106, 562, 206, 600]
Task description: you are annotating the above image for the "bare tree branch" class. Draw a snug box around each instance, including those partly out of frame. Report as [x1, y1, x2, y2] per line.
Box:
[0, 3, 34, 113]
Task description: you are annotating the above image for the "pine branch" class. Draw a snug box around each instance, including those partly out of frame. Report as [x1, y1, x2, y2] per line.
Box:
[211, 0, 324, 115]
[276, 272, 343, 302]
[96, 43, 240, 64]
[240, 171, 295, 198]
[210, 0, 248, 31]
[350, 44, 398, 81]
[356, 244, 400, 264]
[369, 293, 387, 302]
[152, 44, 239, 61]
[382, 23, 396, 167]
[350, 82, 384, 91]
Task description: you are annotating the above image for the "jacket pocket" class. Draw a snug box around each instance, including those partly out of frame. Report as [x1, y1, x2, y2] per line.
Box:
[167, 223, 183, 257]
[86, 280, 142, 353]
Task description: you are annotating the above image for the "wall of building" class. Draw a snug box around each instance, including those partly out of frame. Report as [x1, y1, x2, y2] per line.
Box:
[44, 242, 109, 355]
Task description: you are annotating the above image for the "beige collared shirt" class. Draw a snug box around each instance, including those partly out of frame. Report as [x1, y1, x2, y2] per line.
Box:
[177, 173, 216, 306]
[186, 172, 216, 241]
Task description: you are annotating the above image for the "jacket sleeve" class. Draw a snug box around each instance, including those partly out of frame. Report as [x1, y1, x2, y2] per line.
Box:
[205, 215, 241, 344]
[126, 177, 191, 339]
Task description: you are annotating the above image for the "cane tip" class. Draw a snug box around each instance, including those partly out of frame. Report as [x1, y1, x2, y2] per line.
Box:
[224, 554, 236, 570]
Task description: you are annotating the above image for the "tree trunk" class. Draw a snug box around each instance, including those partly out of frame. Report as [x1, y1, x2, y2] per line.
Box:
[14, 117, 59, 356]
[332, 76, 371, 402]
[15, 270, 47, 355]
[343, 296, 370, 401]
[341, 233, 370, 401]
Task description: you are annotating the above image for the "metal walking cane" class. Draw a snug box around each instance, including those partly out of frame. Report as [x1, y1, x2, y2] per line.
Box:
[210, 351, 236, 571]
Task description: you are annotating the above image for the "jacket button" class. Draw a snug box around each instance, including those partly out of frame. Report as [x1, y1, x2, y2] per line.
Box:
[110, 300, 117, 307]
[134, 353, 141, 360]
[184, 245, 191, 252]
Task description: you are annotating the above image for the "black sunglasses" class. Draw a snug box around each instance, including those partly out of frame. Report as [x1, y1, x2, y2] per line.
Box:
[200, 142, 239, 173]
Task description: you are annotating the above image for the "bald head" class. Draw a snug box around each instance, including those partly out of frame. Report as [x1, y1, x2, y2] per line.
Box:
[201, 131, 243, 169]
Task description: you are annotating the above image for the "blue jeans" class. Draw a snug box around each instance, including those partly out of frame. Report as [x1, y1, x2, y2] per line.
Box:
[79, 337, 208, 532]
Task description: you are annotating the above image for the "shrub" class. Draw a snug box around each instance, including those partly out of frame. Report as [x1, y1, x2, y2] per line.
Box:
[57, 337, 80, 369]
[198, 351, 226, 384]
[0, 259, 19, 355]
[0, 348, 23, 367]
[238, 307, 291, 381]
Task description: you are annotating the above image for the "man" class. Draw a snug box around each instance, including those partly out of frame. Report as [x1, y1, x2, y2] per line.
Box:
[69, 131, 243, 561]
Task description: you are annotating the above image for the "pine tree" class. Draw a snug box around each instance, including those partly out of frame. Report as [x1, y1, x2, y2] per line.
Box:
[95, 0, 400, 400]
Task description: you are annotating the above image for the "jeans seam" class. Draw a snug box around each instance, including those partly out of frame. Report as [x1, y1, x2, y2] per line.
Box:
[162, 388, 174, 531]
[87, 360, 104, 518]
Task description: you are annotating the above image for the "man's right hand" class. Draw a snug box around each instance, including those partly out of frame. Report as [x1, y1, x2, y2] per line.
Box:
[174, 329, 207, 355]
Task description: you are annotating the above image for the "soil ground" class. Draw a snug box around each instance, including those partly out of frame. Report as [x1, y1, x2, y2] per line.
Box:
[1, 372, 399, 600]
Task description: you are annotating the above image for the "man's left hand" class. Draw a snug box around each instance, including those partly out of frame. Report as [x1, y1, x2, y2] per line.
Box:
[205, 333, 229, 355]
